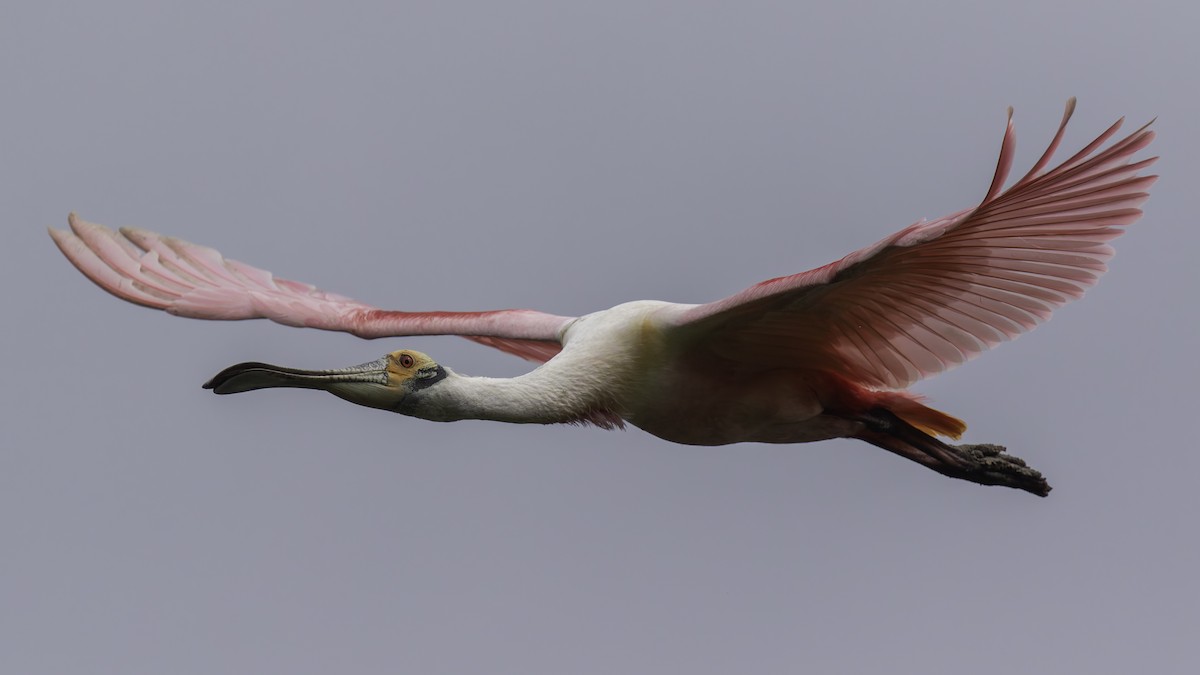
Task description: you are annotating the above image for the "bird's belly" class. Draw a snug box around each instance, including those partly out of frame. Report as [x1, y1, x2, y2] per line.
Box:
[625, 369, 862, 446]
[632, 412, 863, 446]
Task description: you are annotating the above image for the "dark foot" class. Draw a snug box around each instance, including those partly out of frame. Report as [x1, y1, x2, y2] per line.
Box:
[856, 409, 1052, 497]
[939, 442, 1051, 497]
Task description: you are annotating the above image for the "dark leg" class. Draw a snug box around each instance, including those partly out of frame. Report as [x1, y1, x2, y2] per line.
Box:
[854, 408, 1051, 497]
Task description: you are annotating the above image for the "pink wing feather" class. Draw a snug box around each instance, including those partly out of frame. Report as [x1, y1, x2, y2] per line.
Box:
[48, 215, 572, 362]
[669, 100, 1157, 389]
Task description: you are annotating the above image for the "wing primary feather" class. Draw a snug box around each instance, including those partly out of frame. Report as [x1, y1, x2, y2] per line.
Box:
[981, 108, 1017, 204]
[1012, 97, 1077, 188]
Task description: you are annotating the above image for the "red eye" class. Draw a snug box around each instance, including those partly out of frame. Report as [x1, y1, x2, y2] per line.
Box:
[399, 353, 415, 368]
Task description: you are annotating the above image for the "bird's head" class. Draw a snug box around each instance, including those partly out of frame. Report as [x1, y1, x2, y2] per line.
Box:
[202, 349, 448, 412]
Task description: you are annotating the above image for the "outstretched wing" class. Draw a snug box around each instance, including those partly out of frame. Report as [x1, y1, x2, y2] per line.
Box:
[49, 215, 572, 362]
[667, 99, 1157, 389]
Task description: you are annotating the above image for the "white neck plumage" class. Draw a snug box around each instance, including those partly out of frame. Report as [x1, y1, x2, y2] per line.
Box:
[401, 369, 612, 426]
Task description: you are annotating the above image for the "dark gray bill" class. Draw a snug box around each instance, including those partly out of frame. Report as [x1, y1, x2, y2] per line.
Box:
[203, 357, 390, 395]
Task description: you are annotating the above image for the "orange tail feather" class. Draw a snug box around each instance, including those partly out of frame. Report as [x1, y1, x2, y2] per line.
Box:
[814, 371, 967, 439]
[883, 395, 966, 439]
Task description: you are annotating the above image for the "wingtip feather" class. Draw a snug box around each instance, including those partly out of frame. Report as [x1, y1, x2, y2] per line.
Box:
[50, 215, 173, 309]
[982, 111, 1017, 204]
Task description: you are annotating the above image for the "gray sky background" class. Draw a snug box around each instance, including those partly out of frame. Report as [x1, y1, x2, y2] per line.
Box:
[3, 1, 1198, 673]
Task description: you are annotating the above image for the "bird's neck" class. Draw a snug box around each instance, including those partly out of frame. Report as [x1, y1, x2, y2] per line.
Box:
[403, 369, 621, 427]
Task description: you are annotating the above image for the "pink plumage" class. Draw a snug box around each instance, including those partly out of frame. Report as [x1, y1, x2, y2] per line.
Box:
[49, 216, 572, 360]
[49, 100, 1157, 497]
[670, 99, 1156, 389]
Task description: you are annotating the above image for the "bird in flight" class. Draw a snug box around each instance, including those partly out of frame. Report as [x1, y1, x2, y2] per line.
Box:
[50, 99, 1156, 497]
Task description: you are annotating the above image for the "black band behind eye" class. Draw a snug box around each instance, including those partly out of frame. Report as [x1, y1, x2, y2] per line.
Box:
[413, 364, 448, 389]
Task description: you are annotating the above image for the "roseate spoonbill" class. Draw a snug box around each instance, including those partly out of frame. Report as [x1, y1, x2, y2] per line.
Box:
[49, 99, 1156, 497]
